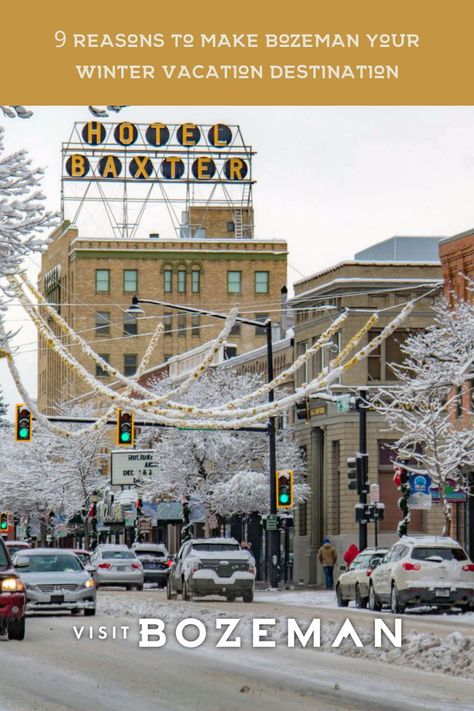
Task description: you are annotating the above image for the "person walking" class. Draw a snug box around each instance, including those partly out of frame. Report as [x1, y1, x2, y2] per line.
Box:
[343, 543, 360, 568]
[318, 537, 337, 590]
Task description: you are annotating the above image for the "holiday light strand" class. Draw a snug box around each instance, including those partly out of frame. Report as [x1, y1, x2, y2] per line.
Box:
[7, 274, 413, 430]
[17, 273, 240, 412]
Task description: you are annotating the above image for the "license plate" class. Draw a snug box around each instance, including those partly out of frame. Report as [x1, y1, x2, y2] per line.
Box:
[116, 566, 125, 572]
[435, 588, 450, 597]
[50, 594, 64, 604]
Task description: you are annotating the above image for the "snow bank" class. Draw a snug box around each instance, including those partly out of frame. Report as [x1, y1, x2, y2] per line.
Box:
[97, 594, 474, 679]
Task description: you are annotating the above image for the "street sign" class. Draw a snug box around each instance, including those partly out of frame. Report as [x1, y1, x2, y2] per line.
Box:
[336, 395, 351, 413]
[408, 473, 432, 509]
[124, 509, 136, 527]
[111, 449, 159, 486]
[266, 514, 278, 531]
[369, 483, 380, 504]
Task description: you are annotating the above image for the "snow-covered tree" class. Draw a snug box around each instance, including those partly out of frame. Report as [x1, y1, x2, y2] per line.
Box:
[0, 383, 7, 426]
[0, 126, 58, 322]
[0, 402, 109, 544]
[372, 297, 474, 535]
[137, 369, 309, 521]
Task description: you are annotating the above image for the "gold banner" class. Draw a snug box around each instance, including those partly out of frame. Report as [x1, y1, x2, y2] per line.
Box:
[2, 0, 473, 105]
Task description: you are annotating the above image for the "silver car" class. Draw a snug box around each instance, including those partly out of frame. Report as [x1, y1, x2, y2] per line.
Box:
[90, 545, 144, 590]
[14, 548, 96, 616]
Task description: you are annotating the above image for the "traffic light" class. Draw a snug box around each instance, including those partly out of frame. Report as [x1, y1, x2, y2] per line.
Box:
[0, 512, 8, 531]
[116, 409, 134, 446]
[295, 398, 311, 423]
[276, 469, 294, 508]
[347, 457, 358, 491]
[15, 405, 32, 442]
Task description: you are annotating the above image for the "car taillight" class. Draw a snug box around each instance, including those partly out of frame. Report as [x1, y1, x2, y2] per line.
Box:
[462, 563, 474, 572]
[165, 559, 173, 568]
[131, 562, 142, 570]
[98, 563, 111, 569]
[402, 562, 421, 571]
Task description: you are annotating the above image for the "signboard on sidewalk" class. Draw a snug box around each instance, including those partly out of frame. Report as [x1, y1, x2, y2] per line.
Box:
[408, 473, 432, 509]
[111, 449, 159, 486]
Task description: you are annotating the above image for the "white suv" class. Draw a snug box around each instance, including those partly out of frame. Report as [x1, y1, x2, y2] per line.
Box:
[369, 536, 474, 614]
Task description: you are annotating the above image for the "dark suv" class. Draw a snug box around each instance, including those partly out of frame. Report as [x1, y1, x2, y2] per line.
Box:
[0, 538, 27, 640]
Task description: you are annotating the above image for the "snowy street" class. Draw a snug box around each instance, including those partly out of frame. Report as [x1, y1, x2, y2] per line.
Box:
[1, 589, 474, 711]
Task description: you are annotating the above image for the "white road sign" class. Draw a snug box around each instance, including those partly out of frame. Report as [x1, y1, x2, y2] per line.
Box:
[111, 450, 159, 486]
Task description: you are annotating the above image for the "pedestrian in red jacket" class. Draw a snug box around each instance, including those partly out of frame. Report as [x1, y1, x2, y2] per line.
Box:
[343, 544, 360, 567]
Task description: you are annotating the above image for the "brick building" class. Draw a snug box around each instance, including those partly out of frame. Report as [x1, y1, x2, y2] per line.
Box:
[439, 229, 474, 554]
[37, 211, 287, 412]
[288, 240, 444, 585]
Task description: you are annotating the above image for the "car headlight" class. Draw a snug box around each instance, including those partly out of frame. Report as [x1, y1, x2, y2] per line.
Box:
[83, 578, 95, 589]
[1, 577, 25, 593]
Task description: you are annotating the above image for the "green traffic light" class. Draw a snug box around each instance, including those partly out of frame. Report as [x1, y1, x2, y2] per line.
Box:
[0, 519, 7, 530]
[19, 427, 29, 439]
[120, 431, 131, 442]
[279, 491, 290, 505]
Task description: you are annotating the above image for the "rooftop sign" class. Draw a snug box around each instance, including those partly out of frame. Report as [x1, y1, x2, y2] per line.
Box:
[63, 121, 253, 184]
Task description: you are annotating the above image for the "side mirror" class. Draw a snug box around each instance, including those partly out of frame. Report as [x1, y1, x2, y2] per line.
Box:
[15, 557, 30, 568]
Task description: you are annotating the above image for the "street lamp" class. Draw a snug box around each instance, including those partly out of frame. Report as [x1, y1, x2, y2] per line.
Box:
[127, 294, 281, 588]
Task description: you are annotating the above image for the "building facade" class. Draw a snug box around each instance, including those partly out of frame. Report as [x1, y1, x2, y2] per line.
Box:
[288, 250, 443, 585]
[37, 214, 287, 412]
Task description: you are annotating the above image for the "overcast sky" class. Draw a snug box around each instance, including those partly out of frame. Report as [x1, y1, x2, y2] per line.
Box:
[2, 105, 474, 416]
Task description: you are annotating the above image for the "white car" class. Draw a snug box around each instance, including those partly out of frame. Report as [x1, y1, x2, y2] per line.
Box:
[167, 538, 256, 602]
[89, 545, 144, 590]
[336, 548, 388, 608]
[369, 535, 474, 614]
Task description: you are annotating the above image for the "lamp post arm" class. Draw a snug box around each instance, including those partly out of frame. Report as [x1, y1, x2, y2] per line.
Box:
[132, 296, 268, 329]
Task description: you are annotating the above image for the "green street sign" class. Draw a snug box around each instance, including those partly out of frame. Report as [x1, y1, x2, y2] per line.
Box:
[336, 395, 350, 413]
[266, 514, 278, 531]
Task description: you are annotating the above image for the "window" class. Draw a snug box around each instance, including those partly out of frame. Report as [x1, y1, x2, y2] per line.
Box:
[191, 270, 201, 294]
[95, 269, 110, 293]
[178, 314, 186, 336]
[191, 314, 200, 336]
[230, 323, 241, 336]
[164, 270, 172, 293]
[296, 341, 308, 385]
[367, 329, 410, 382]
[123, 312, 138, 336]
[123, 269, 138, 293]
[227, 221, 235, 233]
[227, 271, 241, 294]
[255, 313, 268, 336]
[255, 271, 269, 294]
[177, 270, 186, 294]
[124, 354, 137, 377]
[95, 311, 110, 337]
[163, 313, 172, 335]
[312, 336, 322, 378]
[96, 354, 110, 377]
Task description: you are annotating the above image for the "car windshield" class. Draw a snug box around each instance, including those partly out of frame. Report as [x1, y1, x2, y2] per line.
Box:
[192, 543, 240, 552]
[411, 547, 467, 562]
[101, 550, 135, 560]
[0, 544, 9, 568]
[18, 554, 83, 572]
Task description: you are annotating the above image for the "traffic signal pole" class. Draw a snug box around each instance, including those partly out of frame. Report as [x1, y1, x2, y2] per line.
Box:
[266, 321, 280, 589]
[358, 389, 368, 551]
